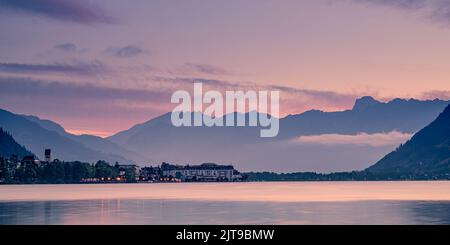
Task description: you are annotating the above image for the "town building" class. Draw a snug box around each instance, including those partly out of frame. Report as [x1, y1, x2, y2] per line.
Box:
[116, 164, 140, 181]
[160, 162, 244, 182]
[44, 149, 52, 162]
[22, 155, 40, 166]
[139, 166, 161, 182]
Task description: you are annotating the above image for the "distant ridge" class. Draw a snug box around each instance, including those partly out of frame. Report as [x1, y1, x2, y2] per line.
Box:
[280, 97, 450, 138]
[2, 96, 449, 172]
[23, 114, 149, 163]
[0, 108, 137, 163]
[367, 105, 450, 174]
[108, 97, 449, 171]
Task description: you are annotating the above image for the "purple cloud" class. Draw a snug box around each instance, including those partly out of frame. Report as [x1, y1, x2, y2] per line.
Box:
[429, 0, 450, 25]
[54, 43, 78, 52]
[0, 77, 171, 102]
[353, 0, 427, 10]
[0, 0, 116, 24]
[151, 76, 359, 113]
[0, 61, 106, 76]
[352, 0, 450, 26]
[0, 77, 173, 135]
[183, 63, 233, 76]
[107, 45, 146, 58]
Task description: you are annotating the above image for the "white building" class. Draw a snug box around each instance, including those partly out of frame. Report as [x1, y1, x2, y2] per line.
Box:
[161, 162, 242, 182]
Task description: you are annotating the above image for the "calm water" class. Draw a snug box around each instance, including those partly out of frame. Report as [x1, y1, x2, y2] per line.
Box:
[1, 182, 450, 224]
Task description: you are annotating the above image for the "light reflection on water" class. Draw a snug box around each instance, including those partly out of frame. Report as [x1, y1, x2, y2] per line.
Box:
[1, 182, 450, 224]
[1, 199, 450, 225]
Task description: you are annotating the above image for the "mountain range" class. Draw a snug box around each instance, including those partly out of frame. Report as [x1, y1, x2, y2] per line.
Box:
[0, 108, 147, 163]
[279, 96, 449, 138]
[106, 96, 449, 172]
[1, 96, 449, 172]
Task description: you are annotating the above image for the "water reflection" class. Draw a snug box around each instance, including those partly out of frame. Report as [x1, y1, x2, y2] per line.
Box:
[1, 199, 449, 225]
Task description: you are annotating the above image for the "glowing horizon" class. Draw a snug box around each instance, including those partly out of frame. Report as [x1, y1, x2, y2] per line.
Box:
[1, 0, 450, 136]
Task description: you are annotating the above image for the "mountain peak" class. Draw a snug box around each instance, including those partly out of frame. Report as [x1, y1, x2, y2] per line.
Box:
[352, 96, 382, 111]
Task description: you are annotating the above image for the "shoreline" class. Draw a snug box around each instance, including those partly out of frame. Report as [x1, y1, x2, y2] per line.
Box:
[2, 178, 450, 185]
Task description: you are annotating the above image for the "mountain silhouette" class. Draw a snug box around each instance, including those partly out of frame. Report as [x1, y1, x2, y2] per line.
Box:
[108, 97, 449, 171]
[2, 96, 448, 171]
[352, 96, 383, 111]
[0, 128, 34, 159]
[108, 111, 264, 166]
[23, 114, 148, 163]
[279, 97, 449, 138]
[367, 105, 450, 174]
[0, 108, 139, 163]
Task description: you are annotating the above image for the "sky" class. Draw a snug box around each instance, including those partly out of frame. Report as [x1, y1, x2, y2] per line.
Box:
[1, 0, 450, 137]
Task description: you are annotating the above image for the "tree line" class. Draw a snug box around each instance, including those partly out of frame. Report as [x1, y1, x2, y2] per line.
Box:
[0, 159, 137, 184]
[244, 171, 450, 181]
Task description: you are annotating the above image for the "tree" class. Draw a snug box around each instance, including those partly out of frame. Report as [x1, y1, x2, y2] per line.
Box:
[124, 168, 137, 183]
[16, 162, 39, 183]
[95, 160, 118, 180]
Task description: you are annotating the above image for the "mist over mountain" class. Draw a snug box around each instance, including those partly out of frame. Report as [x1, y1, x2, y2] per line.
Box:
[279, 97, 450, 139]
[367, 105, 450, 174]
[108, 97, 449, 172]
[0, 128, 33, 159]
[1, 96, 448, 172]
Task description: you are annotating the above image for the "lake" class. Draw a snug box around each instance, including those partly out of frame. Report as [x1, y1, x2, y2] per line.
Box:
[1, 181, 450, 224]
